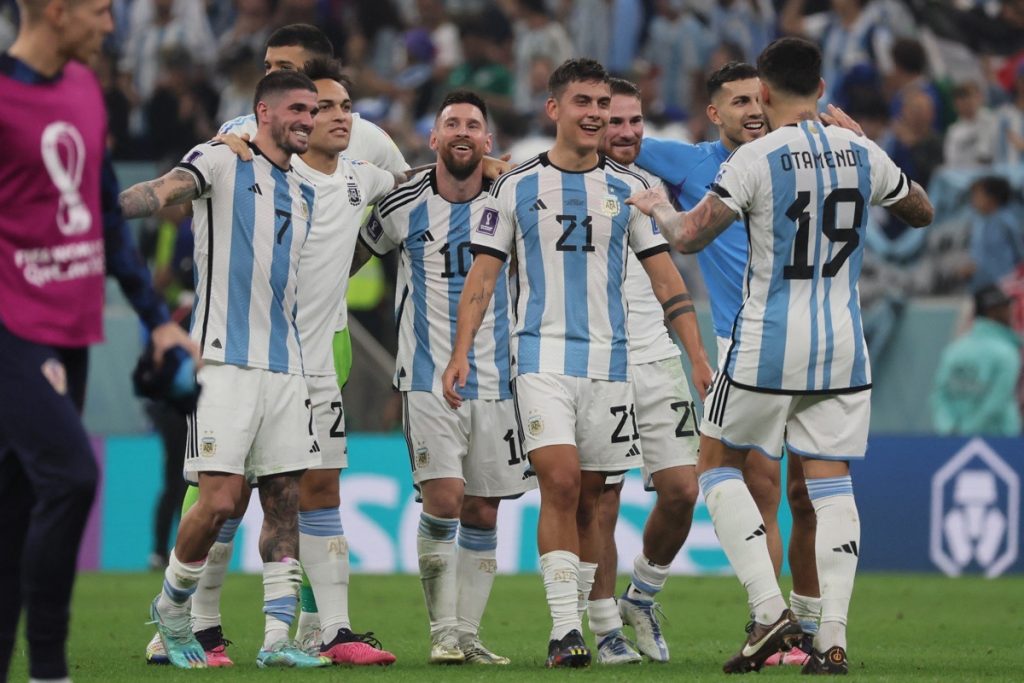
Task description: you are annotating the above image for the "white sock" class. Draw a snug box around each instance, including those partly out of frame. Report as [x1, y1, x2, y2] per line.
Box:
[263, 558, 302, 649]
[790, 591, 821, 636]
[417, 512, 459, 637]
[191, 517, 239, 631]
[807, 477, 859, 652]
[577, 561, 598, 621]
[296, 610, 321, 643]
[627, 553, 671, 601]
[299, 508, 350, 644]
[158, 551, 206, 615]
[540, 550, 581, 641]
[456, 524, 498, 641]
[587, 597, 623, 638]
[698, 468, 786, 625]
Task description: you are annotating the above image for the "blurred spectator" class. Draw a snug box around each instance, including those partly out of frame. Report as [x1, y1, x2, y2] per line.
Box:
[994, 63, 1024, 166]
[415, 0, 462, 84]
[966, 176, 1024, 291]
[781, 0, 895, 105]
[145, 47, 219, 165]
[642, 0, 708, 121]
[95, 49, 135, 159]
[121, 0, 216, 104]
[447, 14, 514, 110]
[709, 0, 776, 64]
[944, 81, 997, 169]
[887, 89, 943, 199]
[509, 0, 574, 115]
[215, 44, 264, 124]
[886, 38, 946, 131]
[216, 0, 275, 64]
[931, 285, 1022, 437]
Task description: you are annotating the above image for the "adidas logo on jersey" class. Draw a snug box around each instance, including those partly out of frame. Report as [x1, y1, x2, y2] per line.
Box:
[625, 443, 641, 458]
[529, 199, 547, 211]
[833, 541, 859, 556]
[417, 230, 435, 242]
[247, 183, 263, 195]
[745, 524, 767, 541]
[309, 440, 321, 454]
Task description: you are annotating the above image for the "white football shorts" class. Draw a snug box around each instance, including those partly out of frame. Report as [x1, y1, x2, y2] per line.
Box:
[306, 374, 347, 470]
[512, 372, 643, 473]
[185, 362, 319, 483]
[632, 357, 699, 489]
[402, 391, 535, 498]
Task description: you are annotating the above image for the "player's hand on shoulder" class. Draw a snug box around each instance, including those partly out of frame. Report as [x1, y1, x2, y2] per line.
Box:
[482, 154, 512, 180]
[441, 356, 470, 410]
[820, 105, 864, 137]
[626, 186, 670, 216]
[213, 132, 253, 161]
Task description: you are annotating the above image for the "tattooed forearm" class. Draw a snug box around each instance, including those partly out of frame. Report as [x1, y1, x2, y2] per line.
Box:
[119, 169, 199, 218]
[119, 184, 161, 218]
[257, 473, 301, 562]
[662, 292, 695, 322]
[888, 182, 934, 228]
[677, 195, 739, 252]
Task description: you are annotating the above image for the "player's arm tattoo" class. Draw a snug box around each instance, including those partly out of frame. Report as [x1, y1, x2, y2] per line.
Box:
[119, 169, 200, 218]
[887, 181, 934, 228]
[662, 292, 695, 322]
[452, 254, 502, 356]
[256, 473, 301, 562]
[656, 194, 738, 253]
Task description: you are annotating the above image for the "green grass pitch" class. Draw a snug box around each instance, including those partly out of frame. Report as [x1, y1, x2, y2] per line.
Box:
[7, 572, 1023, 682]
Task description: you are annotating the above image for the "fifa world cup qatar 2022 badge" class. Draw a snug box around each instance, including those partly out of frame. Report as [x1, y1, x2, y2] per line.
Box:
[476, 207, 498, 235]
[41, 121, 92, 236]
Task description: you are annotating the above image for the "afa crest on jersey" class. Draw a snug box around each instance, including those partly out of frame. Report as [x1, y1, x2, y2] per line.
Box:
[347, 181, 361, 206]
[601, 194, 620, 217]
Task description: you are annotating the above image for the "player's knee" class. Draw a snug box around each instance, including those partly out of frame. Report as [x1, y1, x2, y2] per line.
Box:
[299, 470, 340, 509]
[745, 471, 781, 514]
[461, 496, 499, 528]
[656, 476, 699, 515]
[540, 468, 580, 510]
[422, 483, 463, 519]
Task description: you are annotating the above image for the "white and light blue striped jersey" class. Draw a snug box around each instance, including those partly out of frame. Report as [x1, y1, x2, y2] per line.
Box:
[624, 165, 679, 365]
[994, 103, 1024, 167]
[359, 170, 512, 400]
[177, 141, 315, 374]
[292, 155, 395, 377]
[471, 153, 669, 381]
[218, 113, 410, 174]
[711, 121, 909, 393]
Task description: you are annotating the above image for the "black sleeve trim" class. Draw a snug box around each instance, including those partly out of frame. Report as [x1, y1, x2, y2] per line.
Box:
[469, 244, 509, 262]
[176, 162, 207, 195]
[358, 232, 389, 258]
[635, 243, 671, 260]
[709, 182, 731, 198]
[883, 172, 907, 200]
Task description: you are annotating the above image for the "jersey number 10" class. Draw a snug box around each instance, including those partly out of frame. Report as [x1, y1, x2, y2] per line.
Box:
[783, 188, 864, 280]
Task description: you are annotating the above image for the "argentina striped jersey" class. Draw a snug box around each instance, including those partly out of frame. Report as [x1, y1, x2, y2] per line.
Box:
[360, 170, 511, 399]
[178, 142, 315, 374]
[710, 121, 909, 393]
[471, 153, 669, 381]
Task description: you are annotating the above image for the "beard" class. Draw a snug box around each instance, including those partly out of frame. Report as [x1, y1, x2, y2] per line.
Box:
[272, 119, 308, 155]
[438, 141, 483, 180]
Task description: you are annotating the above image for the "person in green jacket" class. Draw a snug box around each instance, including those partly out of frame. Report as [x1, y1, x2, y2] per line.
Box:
[931, 286, 1023, 436]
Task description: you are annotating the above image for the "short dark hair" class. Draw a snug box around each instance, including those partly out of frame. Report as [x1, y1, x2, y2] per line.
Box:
[757, 37, 822, 97]
[253, 70, 317, 116]
[971, 176, 1012, 207]
[436, 90, 489, 121]
[707, 61, 759, 99]
[548, 58, 609, 99]
[891, 38, 927, 75]
[302, 57, 352, 95]
[609, 77, 641, 99]
[266, 24, 334, 59]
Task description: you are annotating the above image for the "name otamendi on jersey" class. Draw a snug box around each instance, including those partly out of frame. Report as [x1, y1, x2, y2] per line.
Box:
[710, 120, 910, 394]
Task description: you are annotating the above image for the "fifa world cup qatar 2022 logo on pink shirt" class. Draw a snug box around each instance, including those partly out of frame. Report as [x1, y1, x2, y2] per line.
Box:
[41, 121, 92, 236]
